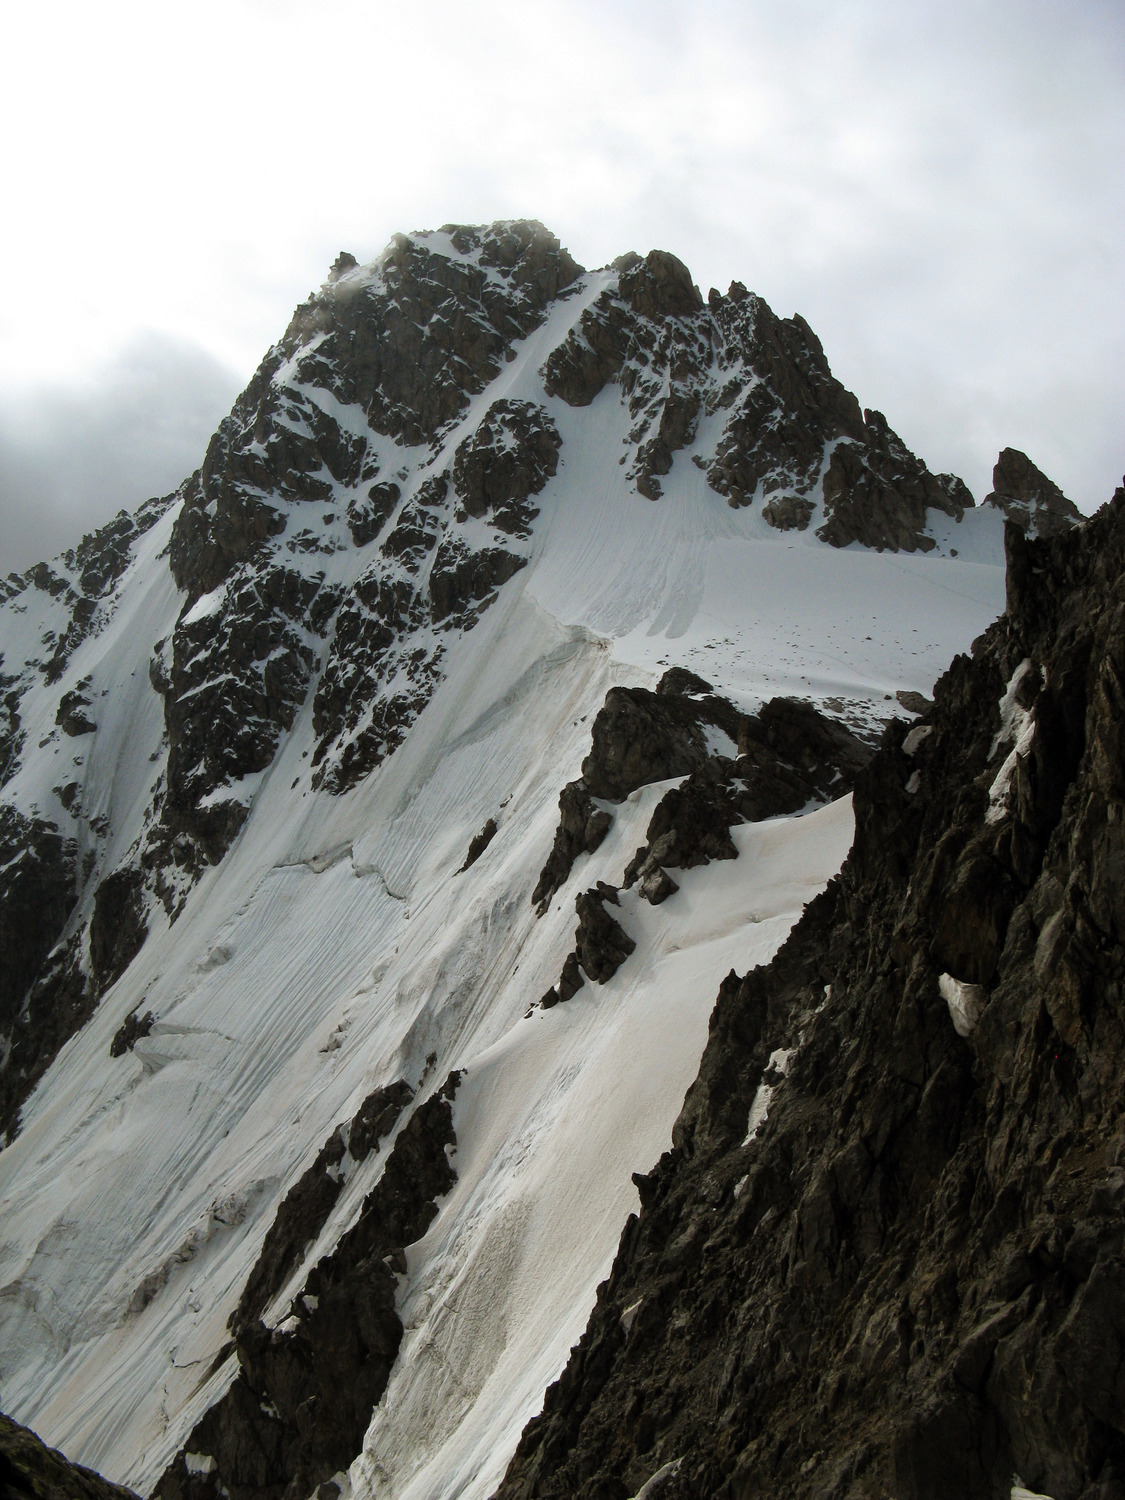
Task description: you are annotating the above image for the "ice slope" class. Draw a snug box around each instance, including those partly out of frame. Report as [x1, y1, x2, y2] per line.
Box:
[352, 797, 855, 1500]
[529, 392, 1005, 728]
[0, 250, 1009, 1498]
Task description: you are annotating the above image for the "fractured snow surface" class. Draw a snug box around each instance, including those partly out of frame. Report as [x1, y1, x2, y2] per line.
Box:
[0, 270, 1009, 1497]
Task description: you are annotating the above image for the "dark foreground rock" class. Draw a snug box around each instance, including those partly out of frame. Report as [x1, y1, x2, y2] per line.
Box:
[496, 489, 1125, 1500]
[0, 1411, 140, 1500]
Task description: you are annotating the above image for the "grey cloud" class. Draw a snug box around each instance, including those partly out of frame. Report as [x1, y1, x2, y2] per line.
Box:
[0, 334, 241, 574]
[553, 0, 1125, 508]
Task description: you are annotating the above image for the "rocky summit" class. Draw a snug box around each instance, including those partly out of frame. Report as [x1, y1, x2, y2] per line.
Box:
[0, 221, 1112, 1500]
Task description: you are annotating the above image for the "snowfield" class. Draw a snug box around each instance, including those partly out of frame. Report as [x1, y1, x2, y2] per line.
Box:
[0, 241, 1009, 1498]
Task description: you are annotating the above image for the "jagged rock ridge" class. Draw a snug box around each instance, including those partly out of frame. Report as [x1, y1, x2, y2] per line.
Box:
[986, 447, 1084, 539]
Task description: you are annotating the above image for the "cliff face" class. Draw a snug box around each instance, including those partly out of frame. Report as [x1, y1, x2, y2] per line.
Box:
[496, 491, 1125, 1500]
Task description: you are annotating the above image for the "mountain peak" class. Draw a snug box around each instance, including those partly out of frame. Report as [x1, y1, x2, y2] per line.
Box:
[985, 445, 1082, 536]
[0, 217, 1072, 1500]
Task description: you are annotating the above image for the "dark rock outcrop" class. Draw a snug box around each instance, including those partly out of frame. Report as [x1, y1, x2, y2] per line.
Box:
[452, 400, 561, 536]
[89, 867, 148, 992]
[109, 1008, 154, 1058]
[229, 1079, 412, 1339]
[429, 539, 527, 626]
[541, 953, 586, 1011]
[817, 410, 973, 553]
[152, 223, 579, 844]
[0, 1411, 140, 1500]
[56, 684, 97, 736]
[460, 818, 498, 872]
[3, 850, 157, 1140]
[496, 490, 1125, 1500]
[0, 808, 79, 1141]
[622, 699, 869, 904]
[985, 446, 1082, 538]
[579, 686, 731, 803]
[532, 783, 614, 914]
[535, 685, 870, 918]
[345, 481, 400, 546]
[158, 1074, 459, 1500]
[546, 259, 969, 539]
[574, 888, 637, 984]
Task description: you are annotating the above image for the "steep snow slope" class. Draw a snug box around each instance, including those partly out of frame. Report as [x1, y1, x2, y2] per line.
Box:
[0, 223, 1018, 1498]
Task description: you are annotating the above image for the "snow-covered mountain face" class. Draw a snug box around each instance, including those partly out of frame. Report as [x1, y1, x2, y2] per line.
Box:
[0, 220, 1067, 1499]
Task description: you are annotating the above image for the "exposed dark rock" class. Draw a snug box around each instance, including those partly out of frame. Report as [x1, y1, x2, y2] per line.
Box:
[37, 496, 173, 685]
[229, 1124, 349, 1340]
[579, 687, 720, 803]
[0, 932, 89, 1146]
[154, 555, 326, 870]
[459, 817, 498, 872]
[380, 502, 442, 571]
[429, 538, 527, 626]
[761, 493, 814, 531]
[705, 298, 865, 513]
[541, 952, 586, 1011]
[0, 806, 78, 1043]
[540, 266, 972, 548]
[558, 952, 585, 1002]
[56, 685, 97, 736]
[496, 492, 1125, 1500]
[533, 689, 869, 918]
[309, 560, 443, 796]
[110, 1008, 154, 1058]
[345, 481, 399, 546]
[4, 853, 158, 1139]
[327, 251, 357, 282]
[89, 866, 148, 992]
[655, 668, 713, 698]
[618, 251, 704, 320]
[817, 410, 971, 552]
[622, 699, 870, 903]
[158, 1073, 460, 1500]
[227, 1080, 417, 1341]
[415, 473, 450, 508]
[0, 673, 24, 785]
[0, 806, 79, 1141]
[532, 782, 614, 914]
[542, 293, 632, 408]
[574, 889, 636, 983]
[897, 689, 933, 715]
[0, 1410, 141, 1500]
[348, 1079, 414, 1161]
[985, 446, 1082, 538]
[452, 399, 561, 536]
[151, 223, 580, 859]
[637, 865, 679, 905]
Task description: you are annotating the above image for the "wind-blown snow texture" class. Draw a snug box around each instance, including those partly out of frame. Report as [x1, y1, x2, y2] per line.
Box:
[0, 221, 1029, 1498]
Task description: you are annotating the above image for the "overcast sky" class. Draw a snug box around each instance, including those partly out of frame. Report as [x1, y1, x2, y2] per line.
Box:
[1, 0, 1121, 572]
